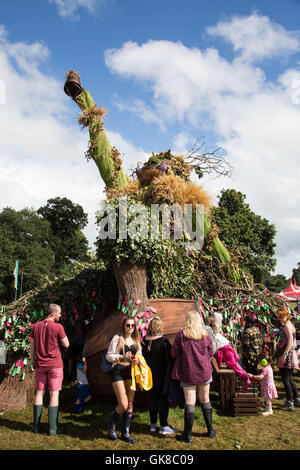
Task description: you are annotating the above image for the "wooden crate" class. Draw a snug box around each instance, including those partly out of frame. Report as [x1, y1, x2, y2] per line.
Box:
[211, 357, 236, 415]
[233, 390, 261, 416]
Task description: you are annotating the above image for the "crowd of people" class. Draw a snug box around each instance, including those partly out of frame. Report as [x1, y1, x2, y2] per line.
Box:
[29, 303, 300, 442]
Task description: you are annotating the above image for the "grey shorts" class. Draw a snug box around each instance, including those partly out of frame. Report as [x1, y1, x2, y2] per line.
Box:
[180, 378, 212, 388]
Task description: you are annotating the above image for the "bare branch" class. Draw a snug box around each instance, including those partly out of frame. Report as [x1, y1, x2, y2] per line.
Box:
[185, 138, 234, 180]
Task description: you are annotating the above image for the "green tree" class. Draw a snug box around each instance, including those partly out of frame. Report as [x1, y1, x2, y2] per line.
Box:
[37, 197, 89, 275]
[0, 208, 55, 303]
[211, 189, 277, 283]
[292, 262, 300, 286]
[264, 273, 288, 293]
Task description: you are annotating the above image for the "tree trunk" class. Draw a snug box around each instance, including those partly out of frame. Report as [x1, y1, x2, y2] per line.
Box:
[113, 262, 149, 313]
[0, 365, 35, 412]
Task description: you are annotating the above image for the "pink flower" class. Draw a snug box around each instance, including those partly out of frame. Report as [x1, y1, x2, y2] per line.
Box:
[146, 306, 157, 313]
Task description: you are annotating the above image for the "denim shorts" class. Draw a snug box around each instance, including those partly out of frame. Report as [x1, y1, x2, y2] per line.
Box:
[180, 377, 212, 387]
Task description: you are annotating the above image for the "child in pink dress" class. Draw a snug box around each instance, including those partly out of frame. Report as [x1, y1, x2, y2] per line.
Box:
[248, 357, 278, 416]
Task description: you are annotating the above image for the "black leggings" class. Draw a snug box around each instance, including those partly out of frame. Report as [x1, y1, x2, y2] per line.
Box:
[149, 384, 169, 427]
[279, 368, 300, 402]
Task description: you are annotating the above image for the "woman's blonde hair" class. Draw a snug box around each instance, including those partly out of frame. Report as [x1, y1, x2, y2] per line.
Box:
[276, 308, 291, 322]
[182, 310, 207, 340]
[148, 317, 163, 336]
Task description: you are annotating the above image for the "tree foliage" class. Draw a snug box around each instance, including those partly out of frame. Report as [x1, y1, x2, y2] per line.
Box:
[37, 197, 89, 275]
[292, 262, 300, 286]
[0, 208, 54, 303]
[263, 273, 288, 293]
[0, 198, 90, 303]
[211, 189, 277, 283]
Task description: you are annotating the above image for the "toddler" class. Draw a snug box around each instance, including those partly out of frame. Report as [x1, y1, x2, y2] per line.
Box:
[248, 358, 278, 416]
[73, 356, 92, 413]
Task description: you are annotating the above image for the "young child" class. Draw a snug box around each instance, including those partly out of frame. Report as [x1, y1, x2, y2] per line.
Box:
[213, 313, 251, 387]
[73, 356, 92, 413]
[248, 357, 278, 416]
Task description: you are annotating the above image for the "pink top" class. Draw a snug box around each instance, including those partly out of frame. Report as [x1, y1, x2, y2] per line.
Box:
[260, 365, 278, 400]
[31, 320, 67, 368]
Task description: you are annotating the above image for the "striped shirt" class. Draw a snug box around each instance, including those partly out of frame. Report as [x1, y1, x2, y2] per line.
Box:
[171, 329, 214, 384]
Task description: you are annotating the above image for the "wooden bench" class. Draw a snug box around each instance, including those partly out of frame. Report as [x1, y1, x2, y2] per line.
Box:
[211, 357, 237, 415]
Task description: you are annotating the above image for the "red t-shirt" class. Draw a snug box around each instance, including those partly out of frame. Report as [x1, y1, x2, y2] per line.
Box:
[31, 320, 67, 368]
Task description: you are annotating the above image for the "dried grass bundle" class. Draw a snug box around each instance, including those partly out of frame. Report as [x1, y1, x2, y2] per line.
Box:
[151, 174, 212, 208]
[138, 167, 164, 184]
[65, 70, 81, 82]
[106, 178, 141, 200]
[78, 103, 107, 130]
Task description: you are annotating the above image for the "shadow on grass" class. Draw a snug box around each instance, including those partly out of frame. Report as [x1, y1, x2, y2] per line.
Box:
[0, 417, 32, 433]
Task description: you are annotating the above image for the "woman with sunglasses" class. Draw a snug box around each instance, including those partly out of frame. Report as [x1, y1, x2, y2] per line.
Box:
[106, 316, 141, 443]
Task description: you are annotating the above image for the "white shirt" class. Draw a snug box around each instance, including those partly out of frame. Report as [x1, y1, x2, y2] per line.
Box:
[215, 332, 229, 350]
[106, 334, 141, 367]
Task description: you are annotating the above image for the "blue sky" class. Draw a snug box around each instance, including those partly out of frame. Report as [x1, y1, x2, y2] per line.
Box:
[1, 0, 300, 279]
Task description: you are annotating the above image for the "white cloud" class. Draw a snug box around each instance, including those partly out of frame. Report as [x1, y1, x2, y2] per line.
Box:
[207, 13, 300, 62]
[0, 26, 146, 251]
[105, 39, 265, 127]
[113, 95, 165, 130]
[47, 0, 111, 19]
[104, 20, 300, 277]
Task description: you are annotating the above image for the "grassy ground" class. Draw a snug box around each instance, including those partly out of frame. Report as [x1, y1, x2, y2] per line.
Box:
[0, 367, 299, 451]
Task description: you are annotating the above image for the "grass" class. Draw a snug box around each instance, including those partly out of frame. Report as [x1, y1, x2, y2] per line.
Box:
[0, 368, 300, 451]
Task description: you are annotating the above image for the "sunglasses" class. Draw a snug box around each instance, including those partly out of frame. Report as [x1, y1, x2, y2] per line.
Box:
[125, 323, 135, 328]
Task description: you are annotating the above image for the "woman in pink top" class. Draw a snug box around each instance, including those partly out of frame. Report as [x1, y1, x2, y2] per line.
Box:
[276, 308, 300, 412]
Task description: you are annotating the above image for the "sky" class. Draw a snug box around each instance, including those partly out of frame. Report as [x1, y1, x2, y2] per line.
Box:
[1, 0, 300, 279]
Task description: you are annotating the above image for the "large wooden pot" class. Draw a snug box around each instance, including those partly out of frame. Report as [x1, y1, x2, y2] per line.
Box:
[84, 298, 202, 406]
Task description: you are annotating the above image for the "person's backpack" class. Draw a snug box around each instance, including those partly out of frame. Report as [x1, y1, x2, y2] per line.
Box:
[99, 349, 112, 375]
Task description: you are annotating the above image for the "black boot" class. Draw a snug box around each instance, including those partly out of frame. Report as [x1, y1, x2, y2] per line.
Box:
[201, 402, 216, 438]
[108, 409, 121, 440]
[176, 405, 195, 443]
[121, 411, 136, 444]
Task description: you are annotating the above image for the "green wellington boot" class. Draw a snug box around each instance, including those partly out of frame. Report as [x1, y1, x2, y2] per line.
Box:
[48, 406, 60, 436]
[33, 404, 43, 433]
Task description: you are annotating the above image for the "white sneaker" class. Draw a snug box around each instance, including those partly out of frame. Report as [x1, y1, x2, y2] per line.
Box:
[262, 408, 273, 416]
[158, 425, 177, 435]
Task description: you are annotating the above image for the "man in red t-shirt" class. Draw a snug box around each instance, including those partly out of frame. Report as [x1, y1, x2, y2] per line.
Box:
[30, 303, 69, 436]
